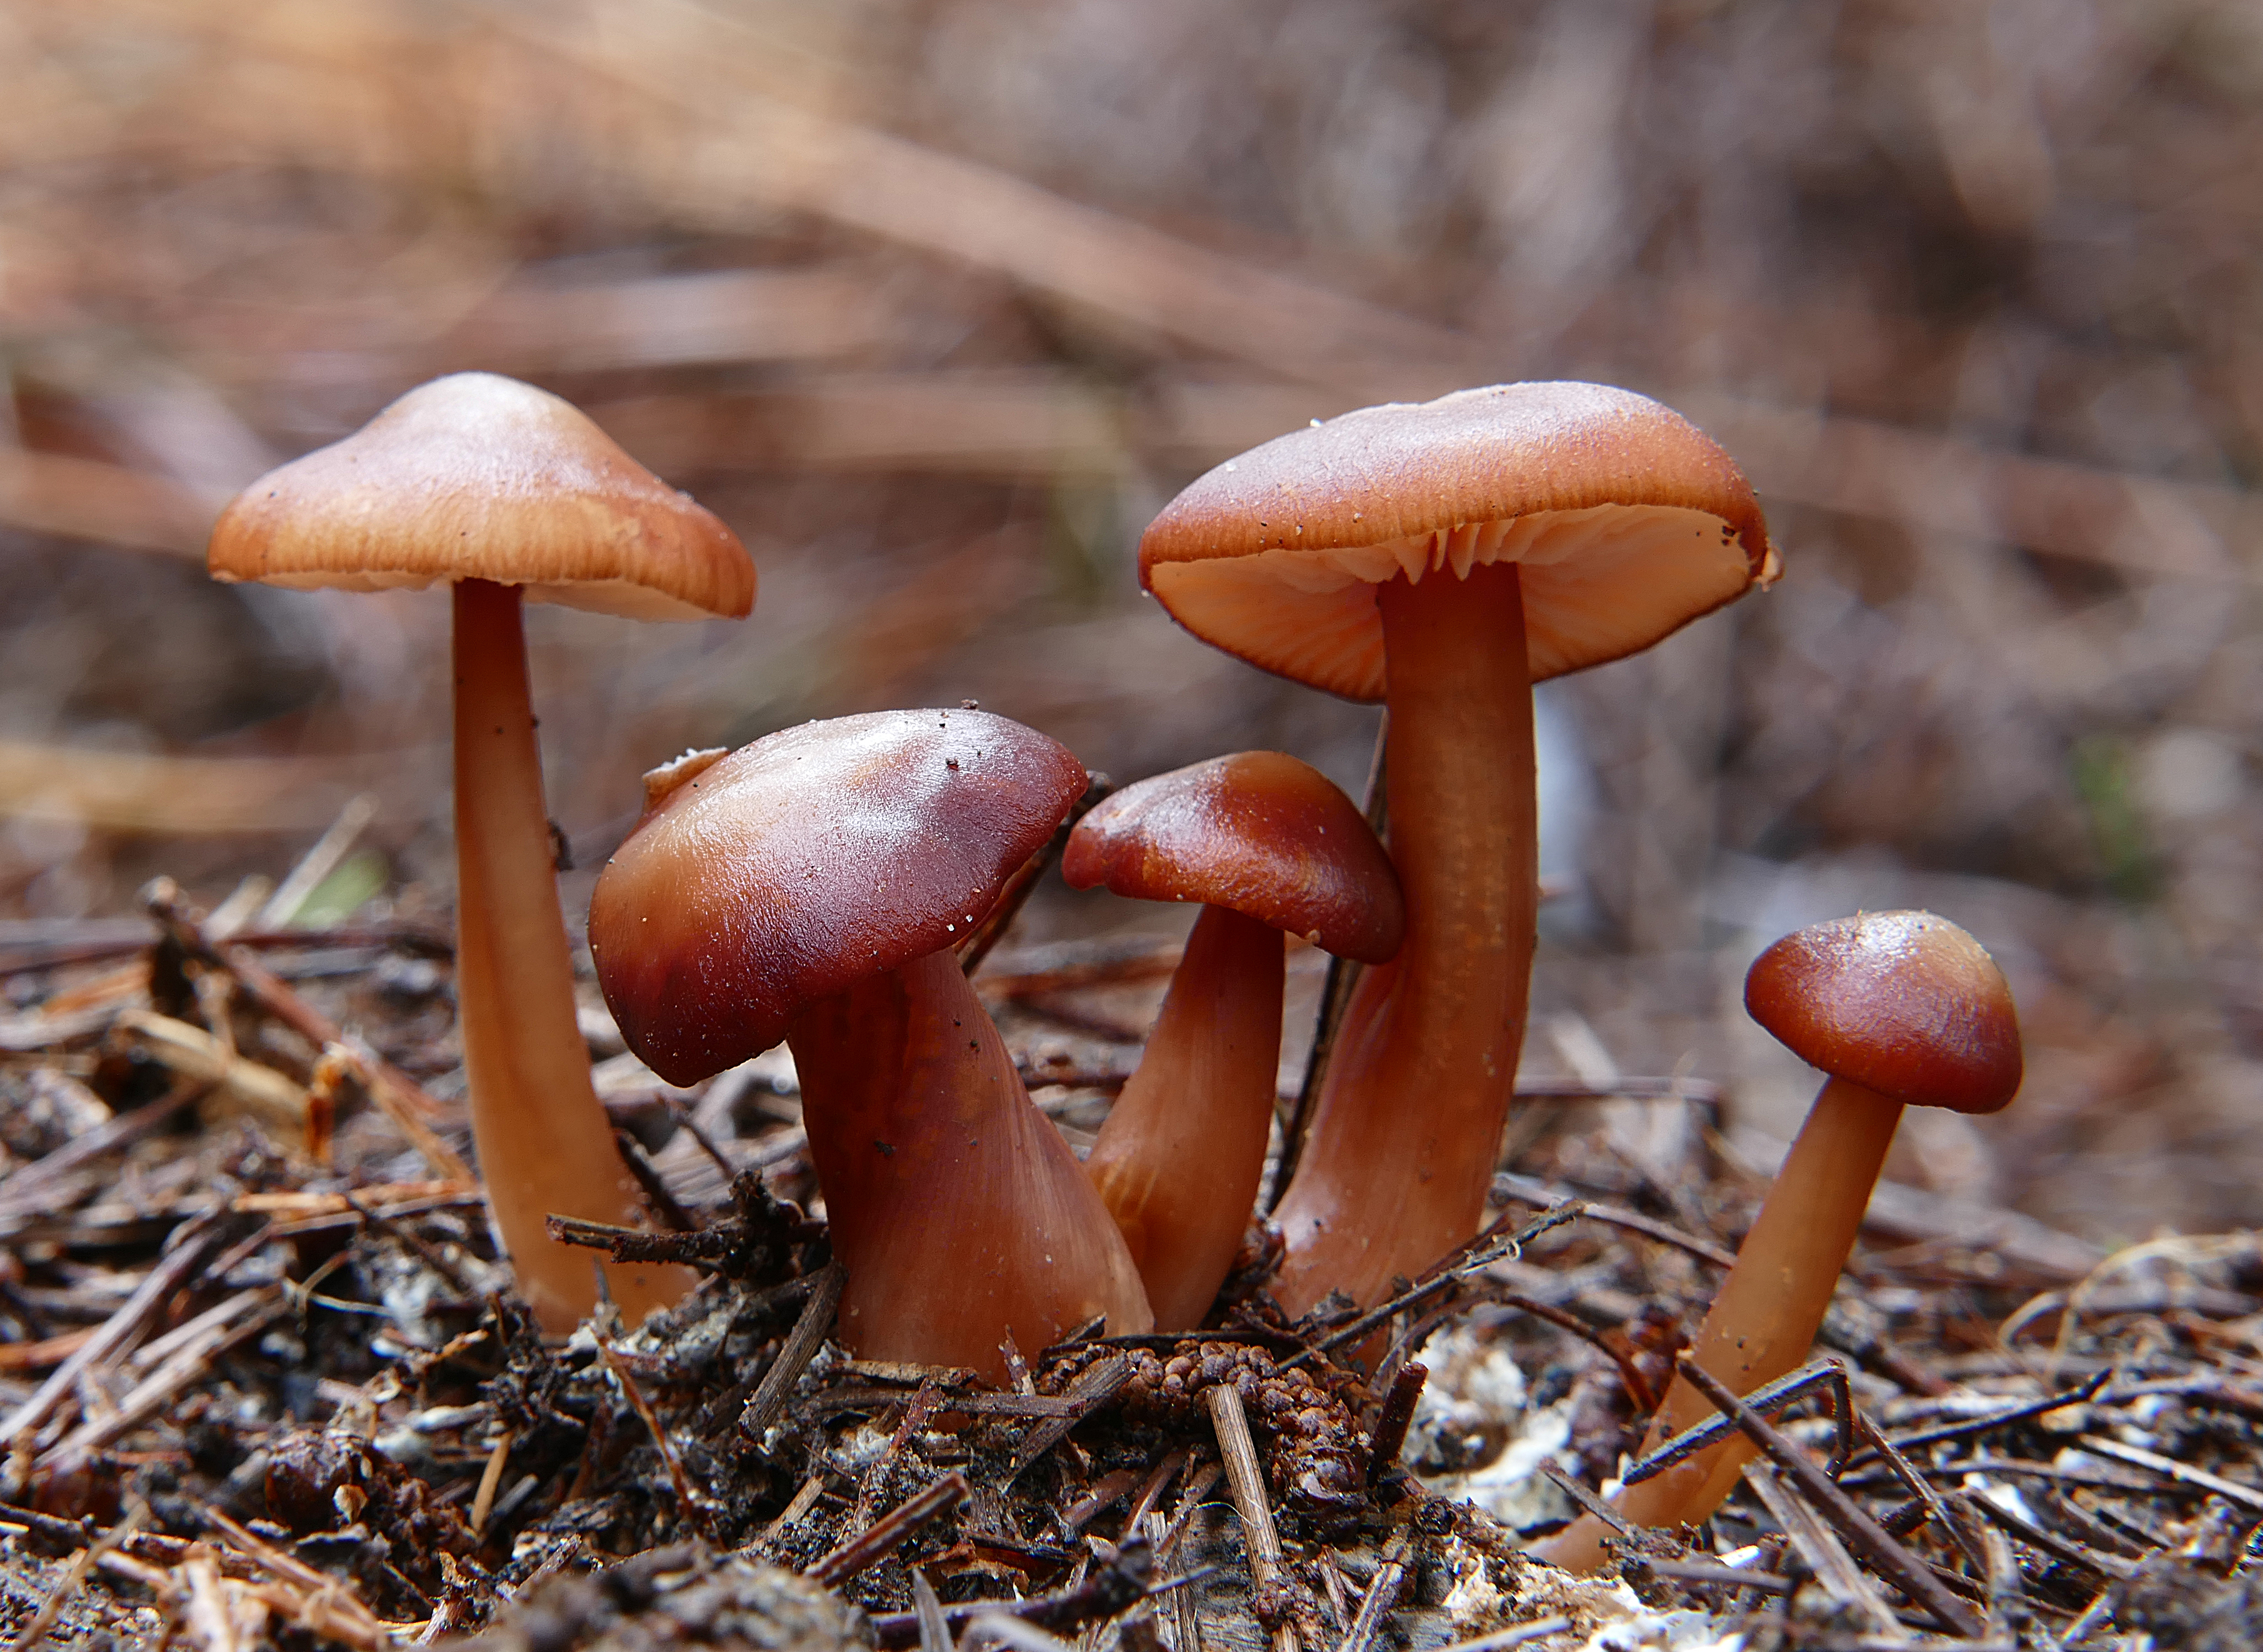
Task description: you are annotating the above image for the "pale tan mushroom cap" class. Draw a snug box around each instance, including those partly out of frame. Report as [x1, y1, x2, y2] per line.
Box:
[206, 372, 754, 621]
[1139, 382, 1778, 700]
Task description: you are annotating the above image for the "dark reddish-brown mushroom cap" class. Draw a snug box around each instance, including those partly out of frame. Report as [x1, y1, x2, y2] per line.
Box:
[1743, 910, 2023, 1115]
[590, 709, 1086, 1085]
[207, 372, 754, 621]
[1138, 382, 1778, 700]
[1062, 752, 1404, 963]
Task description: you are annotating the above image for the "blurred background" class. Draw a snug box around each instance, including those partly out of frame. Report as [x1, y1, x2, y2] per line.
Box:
[2, 0, 2259, 1245]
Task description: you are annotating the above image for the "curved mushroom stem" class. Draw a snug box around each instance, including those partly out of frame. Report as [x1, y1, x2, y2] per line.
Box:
[452, 578, 696, 1331]
[1540, 1075, 1903, 1571]
[788, 948, 1154, 1381]
[1085, 902, 1285, 1330]
[1272, 559, 1537, 1315]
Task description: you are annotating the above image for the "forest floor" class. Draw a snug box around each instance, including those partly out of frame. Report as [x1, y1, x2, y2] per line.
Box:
[3, 846, 2260, 1650]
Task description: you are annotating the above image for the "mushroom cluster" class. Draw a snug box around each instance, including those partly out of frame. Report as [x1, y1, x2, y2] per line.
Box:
[1138, 382, 1779, 1313]
[212, 367, 2009, 1539]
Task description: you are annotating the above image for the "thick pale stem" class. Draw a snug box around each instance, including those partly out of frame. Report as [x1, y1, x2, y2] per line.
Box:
[1272, 560, 1537, 1315]
[788, 948, 1153, 1380]
[1085, 903, 1284, 1329]
[1540, 1076, 1904, 1571]
[452, 578, 694, 1331]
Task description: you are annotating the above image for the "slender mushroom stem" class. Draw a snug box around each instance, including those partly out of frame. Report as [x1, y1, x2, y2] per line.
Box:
[1272, 558, 1537, 1315]
[452, 578, 694, 1329]
[788, 948, 1153, 1380]
[1540, 1075, 1903, 1571]
[1084, 902, 1284, 1329]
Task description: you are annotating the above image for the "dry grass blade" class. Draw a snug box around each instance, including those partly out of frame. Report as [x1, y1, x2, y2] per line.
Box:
[1741, 1458, 1903, 1636]
[1331, 1527, 1411, 1652]
[757, 1471, 829, 1551]
[1205, 1383, 1298, 1652]
[1677, 1357, 1987, 1638]
[34, 1288, 290, 1481]
[120, 1010, 309, 1139]
[469, 1426, 515, 1537]
[0, 1211, 245, 1471]
[182, 1547, 264, 1652]
[2076, 1438, 2263, 1512]
[596, 1334, 706, 1535]
[1120, 1449, 1186, 1536]
[4, 1504, 142, 1652]
[255, 792, 379, 930]
[807, 1470, 969, 1586]
[739, 1260, 848, 1441]
[0, 1080, 205, 1227]
[142, 877, 469, 1181]
[911, 1568, 955, 1652]
[0, 741, 405, 835]
[0, 1330, 98, 1373]
[1008, 1352, 1131, 1476]
[196, 1508, 400, 1650]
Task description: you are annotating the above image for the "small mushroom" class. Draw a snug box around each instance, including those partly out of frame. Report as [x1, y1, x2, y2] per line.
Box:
[1062, 752, 1403, 1329]
[1542, 909, 2021, 1571]
[1140, 382, 1778, 1312]
[589, 709, 1153, 1380]
[207, 373, 753, 1331]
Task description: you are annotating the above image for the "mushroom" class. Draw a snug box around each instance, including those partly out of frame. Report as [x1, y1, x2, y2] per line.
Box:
[1061, 751, 1404, 1329]
[207, 372, 753, 1331]
[1541, 909, 2021, 1571]
[587, 709, 1153, 1380]
[1139, 383, 1778, 1313]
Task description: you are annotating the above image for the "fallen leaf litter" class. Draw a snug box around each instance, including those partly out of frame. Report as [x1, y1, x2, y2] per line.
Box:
[3, 863, 2262, 1650]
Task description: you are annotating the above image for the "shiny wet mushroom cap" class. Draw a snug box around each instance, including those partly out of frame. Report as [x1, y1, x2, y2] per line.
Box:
[1744, 909, 2023, 1115]
[1063, 750, 1404, 962]
[590, 707, 1087, 1087]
